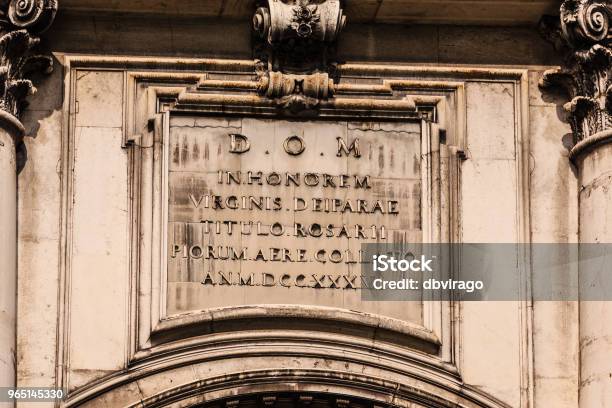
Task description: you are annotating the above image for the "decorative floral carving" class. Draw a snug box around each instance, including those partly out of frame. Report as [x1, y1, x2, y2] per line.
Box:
[291, 5, 320, 38]
[0, 0, 57, 120]
[540, 0, 612, 143]
[254, 0, 344, 46]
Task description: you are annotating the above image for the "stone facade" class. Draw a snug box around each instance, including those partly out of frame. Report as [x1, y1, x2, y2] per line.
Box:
[1, 1, 610, 407]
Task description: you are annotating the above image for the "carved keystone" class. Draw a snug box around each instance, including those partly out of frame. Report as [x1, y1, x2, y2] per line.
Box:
[253, 0, 345, 114]
[253, 0, 345, 46]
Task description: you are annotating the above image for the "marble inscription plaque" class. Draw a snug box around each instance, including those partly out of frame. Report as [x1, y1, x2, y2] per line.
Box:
[166, 116, 423, 323]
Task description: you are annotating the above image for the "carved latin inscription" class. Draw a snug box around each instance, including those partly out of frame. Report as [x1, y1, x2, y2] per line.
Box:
[166, 117, 423, 316]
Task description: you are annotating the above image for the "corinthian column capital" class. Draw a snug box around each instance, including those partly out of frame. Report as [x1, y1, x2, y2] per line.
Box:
[540, 0, 612, 157]
[0, 0, 57, 135]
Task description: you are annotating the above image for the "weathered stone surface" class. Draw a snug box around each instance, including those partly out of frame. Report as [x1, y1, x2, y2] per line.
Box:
[3, 2, 602, 408]
[466, 82, 516, 160]
[0, 128, 17, 395]
[14, 59, 551, 408]
[0, 0, 59, 396]
[166, 117, 423, 324]
[45, 13, 561, 65]
[59, 0, 558, 26]
[529, 70, 580, 408]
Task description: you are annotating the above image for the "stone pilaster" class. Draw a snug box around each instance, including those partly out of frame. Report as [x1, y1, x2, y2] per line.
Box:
[0, 0, 57, 395]
[540, 1, 612, 406]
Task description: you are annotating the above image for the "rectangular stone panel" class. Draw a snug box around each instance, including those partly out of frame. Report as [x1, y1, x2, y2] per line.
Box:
[166, 116, 423, 324]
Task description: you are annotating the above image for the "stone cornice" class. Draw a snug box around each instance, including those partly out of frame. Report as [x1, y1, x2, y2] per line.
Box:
[540, 0, 612, 157]
[59, 0, 556, 26]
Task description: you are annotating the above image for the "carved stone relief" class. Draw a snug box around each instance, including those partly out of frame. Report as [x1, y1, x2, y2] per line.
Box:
[53, 58, 526, 408]
[253, 0, 345, 113]
[0, 0, 57, 120]
[0, 0, 57, 172]
[540, 0, 612, 146]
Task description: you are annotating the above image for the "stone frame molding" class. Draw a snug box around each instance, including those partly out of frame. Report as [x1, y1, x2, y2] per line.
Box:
[53, 54, 533, 408]
[126, 61, 456, 366]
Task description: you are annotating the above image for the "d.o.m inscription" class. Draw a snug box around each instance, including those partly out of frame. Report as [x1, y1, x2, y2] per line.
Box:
[166, 117, 423, 315]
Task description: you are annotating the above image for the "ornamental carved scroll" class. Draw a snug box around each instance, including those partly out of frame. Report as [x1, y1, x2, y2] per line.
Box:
[540, 0, 612, 144]
[253, 0, 345, 114]
[257, 70, 334, 114]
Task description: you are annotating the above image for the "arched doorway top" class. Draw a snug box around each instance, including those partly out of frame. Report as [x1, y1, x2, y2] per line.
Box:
[69, 368, 511, 408]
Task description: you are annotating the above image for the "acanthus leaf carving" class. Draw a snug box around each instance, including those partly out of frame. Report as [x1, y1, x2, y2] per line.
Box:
[0, 0, 57, 123]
